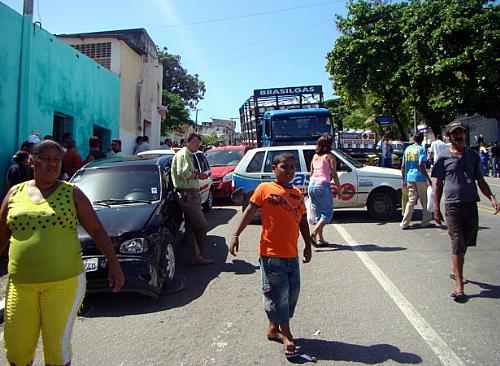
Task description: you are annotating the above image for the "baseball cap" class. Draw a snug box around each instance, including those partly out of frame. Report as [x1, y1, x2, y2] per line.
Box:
[446, 120, 466, 134]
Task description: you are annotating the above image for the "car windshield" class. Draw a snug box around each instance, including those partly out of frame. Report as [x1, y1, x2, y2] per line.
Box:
[271, 115, 332, 139]
[71, 165, 161, 203]
[206, 150, 244, 167]
[332, 148, 365, 168]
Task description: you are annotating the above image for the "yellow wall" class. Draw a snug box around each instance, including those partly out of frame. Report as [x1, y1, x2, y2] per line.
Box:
[119, 40, 142, 135]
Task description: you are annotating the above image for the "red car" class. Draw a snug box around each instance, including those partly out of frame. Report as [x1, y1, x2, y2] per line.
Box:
[206, 146, 252, 200]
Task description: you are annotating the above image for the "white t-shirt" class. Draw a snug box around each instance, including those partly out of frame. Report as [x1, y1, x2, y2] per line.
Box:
[430, 139, 448, 160]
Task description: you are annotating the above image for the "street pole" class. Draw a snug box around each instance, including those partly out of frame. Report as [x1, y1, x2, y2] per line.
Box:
[194, 108, 202, 132]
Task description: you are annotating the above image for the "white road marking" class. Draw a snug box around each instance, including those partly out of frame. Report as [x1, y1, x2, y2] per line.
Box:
[333, 223, 465, 366]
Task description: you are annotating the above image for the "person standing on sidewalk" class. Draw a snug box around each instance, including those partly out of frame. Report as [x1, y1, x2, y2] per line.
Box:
[308, 135, 341, 247]
[171, 132, 213, 265]
[400, 132, 433, 229]
[432, 121, 499, 302]
[229, 153, 312, 359]
[0, 140, 124, 366]
[490, 140, 500, 178]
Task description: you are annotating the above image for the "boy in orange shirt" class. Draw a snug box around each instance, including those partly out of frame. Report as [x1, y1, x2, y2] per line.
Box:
[230, 153, 313, 359]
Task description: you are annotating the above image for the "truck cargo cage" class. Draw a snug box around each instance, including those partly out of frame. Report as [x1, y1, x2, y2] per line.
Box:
[240, 85, 324, 147]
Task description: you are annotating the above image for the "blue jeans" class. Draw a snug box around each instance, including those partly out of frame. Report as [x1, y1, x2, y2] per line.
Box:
[481, 161, 489, 176]
[259, 256, 300, 324]
[492, 156, 499, 177]
[308, 180, 333, 223]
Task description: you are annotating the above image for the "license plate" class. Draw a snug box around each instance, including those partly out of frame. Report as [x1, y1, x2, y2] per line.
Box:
[84, 258, 99, 272]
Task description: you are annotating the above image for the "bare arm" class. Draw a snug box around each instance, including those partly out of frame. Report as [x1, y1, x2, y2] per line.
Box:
[401, 160, 406, 188]
[419, 159, 432, 186]
[299, 215, 312, 263]
[0, 188, 13, 256]
[229, 203, 259, 256]
[434, 179, 444, 224]
[73, 186, 125, 291]
[328, 153, 341, 189]
[477, 176, 500, 214]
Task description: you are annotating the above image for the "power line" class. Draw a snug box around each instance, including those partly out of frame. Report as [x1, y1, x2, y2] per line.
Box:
[197, 19, 333, 62]
[156, 1, 343, 29]
[204, 34, 332, 71]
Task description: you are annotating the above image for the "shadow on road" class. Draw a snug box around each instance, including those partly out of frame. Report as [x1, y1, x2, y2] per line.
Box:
[81, 234, 230, 318]
[333, 209, 403, 225]
[467, 280, 500, 299]
[294, 338, 422, 364]
[315, 243, 406, 253]
[206, 206, 238, 231]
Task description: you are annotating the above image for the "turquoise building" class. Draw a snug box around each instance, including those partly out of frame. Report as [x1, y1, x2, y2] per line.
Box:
[0, 2, 120, 193]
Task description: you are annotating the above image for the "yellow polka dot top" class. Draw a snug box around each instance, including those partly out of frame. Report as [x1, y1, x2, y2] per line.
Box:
[7, 181, 84, 283]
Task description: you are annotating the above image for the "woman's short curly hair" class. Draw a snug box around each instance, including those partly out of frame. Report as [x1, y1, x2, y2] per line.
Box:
[315, 135, 333, 155]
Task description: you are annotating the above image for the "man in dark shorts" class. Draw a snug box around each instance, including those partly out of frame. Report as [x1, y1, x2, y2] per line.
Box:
[432, 120, 499, 302]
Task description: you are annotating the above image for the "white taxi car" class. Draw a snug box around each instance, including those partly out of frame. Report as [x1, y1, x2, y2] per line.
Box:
[231, 145, 403, 220]
[138, 149, 213, 211]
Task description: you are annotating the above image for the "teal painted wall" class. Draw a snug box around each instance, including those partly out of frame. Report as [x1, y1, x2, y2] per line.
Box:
[0, 2, 120, 193]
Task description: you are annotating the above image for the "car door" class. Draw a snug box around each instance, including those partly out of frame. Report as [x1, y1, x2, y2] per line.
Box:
[304, 148, 359, 208]
[193, 152, 212, 203]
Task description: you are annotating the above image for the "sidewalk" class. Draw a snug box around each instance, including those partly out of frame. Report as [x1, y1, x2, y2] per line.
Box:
[0, 257, 7, 323]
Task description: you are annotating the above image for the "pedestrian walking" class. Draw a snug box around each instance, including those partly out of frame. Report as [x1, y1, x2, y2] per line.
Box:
[308, 135, 341, 247]
[229, 153, 312, 359]
[0, 140, 124, 365]
[171, 132, 213, 265]
[400, 132, 433, 229]
[479, 141, 490, 176]
[379, 136, 393, 168]
[490, 140, 500, 178]
[432, 121, 499, 302]
[429, 134, 448, 168]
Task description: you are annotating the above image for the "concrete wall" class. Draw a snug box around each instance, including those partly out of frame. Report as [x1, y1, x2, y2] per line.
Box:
[0, 3, 120, 193]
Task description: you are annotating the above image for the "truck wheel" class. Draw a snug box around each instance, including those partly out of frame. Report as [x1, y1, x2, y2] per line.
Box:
[367, 191, 396, 220]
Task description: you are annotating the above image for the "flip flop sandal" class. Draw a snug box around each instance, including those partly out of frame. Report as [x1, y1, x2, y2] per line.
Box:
[451, 290, 467, 302]
[284, 344, 302, 358]
[450, 274, 469, 284]
[317, 240, 329, 247]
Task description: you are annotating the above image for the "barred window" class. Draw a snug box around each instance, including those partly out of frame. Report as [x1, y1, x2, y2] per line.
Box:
[72, 42, 112, 69]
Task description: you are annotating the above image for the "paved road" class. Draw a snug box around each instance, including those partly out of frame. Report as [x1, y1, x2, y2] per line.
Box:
[0, 177, 499, 365]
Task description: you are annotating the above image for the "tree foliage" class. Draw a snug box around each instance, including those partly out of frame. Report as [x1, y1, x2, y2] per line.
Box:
[158, 48, 206, 132]
[326, 0, 499, 138]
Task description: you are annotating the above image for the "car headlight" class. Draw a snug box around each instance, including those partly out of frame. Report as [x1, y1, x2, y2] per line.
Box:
[222, 171, 233, 182]
[120, 238, 148, 254]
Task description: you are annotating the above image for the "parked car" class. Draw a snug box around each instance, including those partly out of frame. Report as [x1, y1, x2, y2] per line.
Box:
[206, 145, 252, 200]
[137, 149, 213, 211]
[71, 155, 183, 297]
[232, 145, 403, 220]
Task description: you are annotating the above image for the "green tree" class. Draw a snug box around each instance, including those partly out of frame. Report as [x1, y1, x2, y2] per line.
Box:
[158, 48, 206, 134]
[158, 48, 206, 109]
[403, 0, 500, 133]
[326, 0, 412, 140]
[160, 91, 191, 135]
[202, 133, 218, 146]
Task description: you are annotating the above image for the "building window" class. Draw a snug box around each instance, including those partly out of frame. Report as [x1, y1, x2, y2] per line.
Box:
[72, 42, 112, 69]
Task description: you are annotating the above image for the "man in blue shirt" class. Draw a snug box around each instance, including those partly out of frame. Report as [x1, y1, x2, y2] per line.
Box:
[400, 132, 433, 229]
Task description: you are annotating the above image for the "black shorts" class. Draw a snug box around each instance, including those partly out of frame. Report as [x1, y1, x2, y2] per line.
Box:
[445, 202, 478, 255]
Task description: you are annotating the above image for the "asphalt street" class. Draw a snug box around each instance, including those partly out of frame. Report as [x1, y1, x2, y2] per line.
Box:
[0, 178, 499, 365]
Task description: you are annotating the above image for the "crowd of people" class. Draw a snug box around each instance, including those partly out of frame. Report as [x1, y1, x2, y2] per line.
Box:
[0, 123, 499, 363]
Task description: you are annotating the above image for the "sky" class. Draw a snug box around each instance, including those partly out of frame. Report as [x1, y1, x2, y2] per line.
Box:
[3, 0, 349, 131]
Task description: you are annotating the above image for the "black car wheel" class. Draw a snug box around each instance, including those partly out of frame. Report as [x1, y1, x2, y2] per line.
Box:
[367, 190, 396, 220]
[202, 190, 213, 212]
[161, 240, 176, 290]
